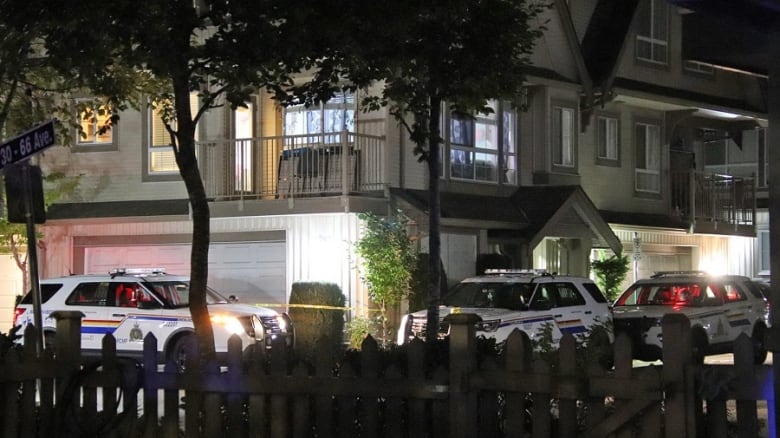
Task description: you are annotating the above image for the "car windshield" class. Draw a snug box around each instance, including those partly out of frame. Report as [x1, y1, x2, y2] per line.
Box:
[443, 282, 535, 310]
[144, 281, 231, 307]
[614, 282, 719, 307]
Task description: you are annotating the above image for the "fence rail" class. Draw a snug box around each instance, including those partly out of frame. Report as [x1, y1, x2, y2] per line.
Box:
[0, 311, 774, 437]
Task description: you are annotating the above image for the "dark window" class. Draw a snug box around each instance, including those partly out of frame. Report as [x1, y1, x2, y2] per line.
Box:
[582, 283, 608, 303]
[19, 283, 64, 304]
[554, 283, 587, 307]
[65, 282, 109, 306]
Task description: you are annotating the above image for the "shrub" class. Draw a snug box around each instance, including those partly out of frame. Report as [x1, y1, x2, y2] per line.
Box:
[288, 282, 346, 356]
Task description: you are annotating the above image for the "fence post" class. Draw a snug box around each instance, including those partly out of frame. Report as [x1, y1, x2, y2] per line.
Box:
[50, 310, 83, 436]
[662, 313, 696, 438]
[446, 312, 481, 438]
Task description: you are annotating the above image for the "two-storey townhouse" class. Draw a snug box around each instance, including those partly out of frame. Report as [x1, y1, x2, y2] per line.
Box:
[1, 0, 769, 332]
[556, 0, 769, 290]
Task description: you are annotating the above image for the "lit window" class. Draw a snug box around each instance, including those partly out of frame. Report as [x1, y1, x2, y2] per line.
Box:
[635, 122, 661, 193]
[284, 92, 355, 144]
[552, 106, 575, 168]
[148, 94, 199, 174]
[447, 100, 516, 184]
[636, 0, 669, 65]
[77, 104, 113, 145]
[597, 116, 619, 161]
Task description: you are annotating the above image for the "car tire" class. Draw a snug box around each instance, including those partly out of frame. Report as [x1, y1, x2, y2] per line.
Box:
[167, 333, 196, 370]
[691, 329, 708, 365]
[752, 324, 768, 364]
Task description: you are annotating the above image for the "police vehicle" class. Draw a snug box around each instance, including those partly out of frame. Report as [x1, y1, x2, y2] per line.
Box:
[397, 269, 613, 346]
[12, 268, 294, 363]
[612, 271, 770, 364]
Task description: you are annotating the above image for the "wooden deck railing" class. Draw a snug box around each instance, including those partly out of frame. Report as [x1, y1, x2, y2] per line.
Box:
[0, 311, 774, 437]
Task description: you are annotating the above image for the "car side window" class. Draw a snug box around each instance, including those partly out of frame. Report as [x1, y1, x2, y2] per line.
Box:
[554, 283, 587, 307]
[66, 282, 109, 306]
[533, 284, 555, 308]
[582, 283, 608, 303]
[722, 282, 747, 303]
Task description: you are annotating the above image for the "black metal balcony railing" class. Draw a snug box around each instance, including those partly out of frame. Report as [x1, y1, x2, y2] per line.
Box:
[671, 170, 755, 233]
[196, 131, 385, 201]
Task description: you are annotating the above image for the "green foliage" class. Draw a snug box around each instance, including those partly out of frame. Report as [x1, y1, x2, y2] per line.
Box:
[590, 253, 631, 301]
[344, 316, 381, 350]
[530, 319, 614, 374]
[288, 282, 346, 356]
[355, 211, 416, 344]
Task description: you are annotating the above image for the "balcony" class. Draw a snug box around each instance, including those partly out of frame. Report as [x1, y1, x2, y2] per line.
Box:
[670, 170, 755, 236]
[196, 132, 386, 201]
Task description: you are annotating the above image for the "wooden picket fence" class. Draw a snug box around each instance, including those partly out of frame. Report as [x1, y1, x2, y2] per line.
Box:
[0, 310, 775, 437]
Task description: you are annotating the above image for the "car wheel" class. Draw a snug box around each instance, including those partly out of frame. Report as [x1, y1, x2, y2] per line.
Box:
[691, 329, 708, 365]
[167, 333, 196, 370]
[752, 324, 768, 364]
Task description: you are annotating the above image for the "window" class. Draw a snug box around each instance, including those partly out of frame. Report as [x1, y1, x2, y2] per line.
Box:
[147, 94, 200, 176]
[66, 282, 108, 306]
[284, 92, 355, 144]
[684, 60, 715, 76]
[702, 129, 759, 181]
[635, 122, 661, 193]
[76, 102, 114, 147]
[554, 283, 587, 307]
[596, 116, 619, 162]
[447, 100, 517, 184]
[552, 106, 575, 168]
[636, 0, 669, 65]
[235, 104, 254, 192]
[759, 230, 770, 273]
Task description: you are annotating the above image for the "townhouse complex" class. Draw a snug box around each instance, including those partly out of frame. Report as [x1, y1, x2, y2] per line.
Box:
[0, 0, 770, 330]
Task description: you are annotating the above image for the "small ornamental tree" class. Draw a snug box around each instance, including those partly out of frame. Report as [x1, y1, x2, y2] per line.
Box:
[591, 252, 630, 301]
[355, 211, 416, 345]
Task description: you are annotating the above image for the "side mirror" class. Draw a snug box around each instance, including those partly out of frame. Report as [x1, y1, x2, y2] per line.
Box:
[137, 300, 161, 310]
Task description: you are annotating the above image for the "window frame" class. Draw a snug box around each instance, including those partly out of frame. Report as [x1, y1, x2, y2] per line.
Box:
[635, 0, 670, 66]
[634, 120, 662, 194]
[143, 94, 200, 182]
[595, 114, 620, 165]
[73, 100, 118, 153]
[552, 103, 577, 172]
[443, 100, 518, 185]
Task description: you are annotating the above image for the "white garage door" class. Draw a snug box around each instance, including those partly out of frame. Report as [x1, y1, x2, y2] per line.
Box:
[85, 241, 287, 306]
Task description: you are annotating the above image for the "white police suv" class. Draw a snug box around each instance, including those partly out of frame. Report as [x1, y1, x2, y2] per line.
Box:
[612, 271, 770, 364]
[12, 268, 294, 362]
[397, 269, 613, 346]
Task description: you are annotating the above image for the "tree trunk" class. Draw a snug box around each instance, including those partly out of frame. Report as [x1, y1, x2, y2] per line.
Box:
[172, 77, 216, 362]
[425, 97, 442, 344]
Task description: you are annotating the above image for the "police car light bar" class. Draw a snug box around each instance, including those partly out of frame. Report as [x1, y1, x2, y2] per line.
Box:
[110, 267, 167, 276]
[483, 268, 550, 275]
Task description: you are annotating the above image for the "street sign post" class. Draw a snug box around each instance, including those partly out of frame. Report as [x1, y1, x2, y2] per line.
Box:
[0, 119, 56, 170]
[1, 119, 56, 357]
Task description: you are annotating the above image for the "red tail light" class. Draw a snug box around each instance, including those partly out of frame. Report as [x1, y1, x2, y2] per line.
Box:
[12, 307, 26, 327]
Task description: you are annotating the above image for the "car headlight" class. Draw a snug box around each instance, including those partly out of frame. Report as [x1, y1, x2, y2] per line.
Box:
[475, 319, 501, 332]
[211, 314, 247, 336]
[276, 314, 289, 332]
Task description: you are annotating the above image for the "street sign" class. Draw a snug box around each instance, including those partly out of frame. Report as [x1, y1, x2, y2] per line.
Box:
[0, 120, 56, 170]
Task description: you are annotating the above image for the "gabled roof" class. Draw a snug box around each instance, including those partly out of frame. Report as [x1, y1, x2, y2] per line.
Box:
[391, 186, 622, 254]
[581, 0, 641, 86]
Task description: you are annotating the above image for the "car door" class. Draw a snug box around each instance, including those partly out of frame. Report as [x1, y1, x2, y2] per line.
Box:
[109, 281, 165, 354]
[64, 281, 112, 351]
[548, 282, 590, 336]
[721, 280, 757, 341]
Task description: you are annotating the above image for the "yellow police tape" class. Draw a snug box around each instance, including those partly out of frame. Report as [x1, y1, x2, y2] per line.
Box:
[252, 303, 380, 312]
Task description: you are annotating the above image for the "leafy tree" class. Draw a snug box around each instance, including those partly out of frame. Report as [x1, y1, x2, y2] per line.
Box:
[297, 0, 548, 342]
[2, 0, 315, 361]
[355, 211, 416, 345]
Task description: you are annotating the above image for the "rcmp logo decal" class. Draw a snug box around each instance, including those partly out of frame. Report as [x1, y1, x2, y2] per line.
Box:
[129, 323, 144, 342]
